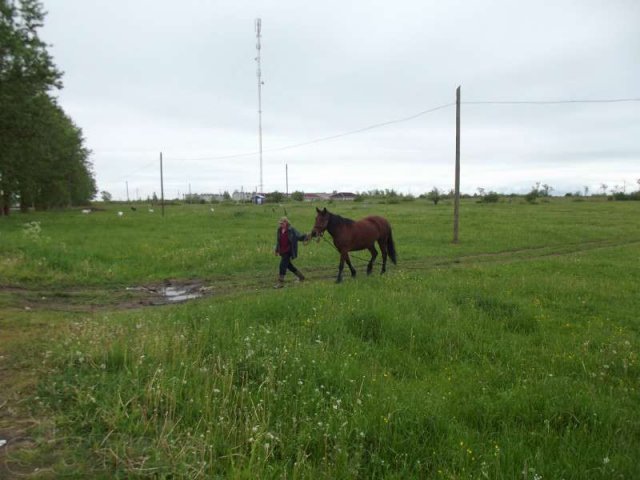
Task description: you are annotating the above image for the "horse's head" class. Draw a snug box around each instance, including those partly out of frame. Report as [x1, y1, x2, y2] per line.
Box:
[311, 207, 330, 239]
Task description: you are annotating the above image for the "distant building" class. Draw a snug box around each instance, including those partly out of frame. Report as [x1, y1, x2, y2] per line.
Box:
[303, 193, 331, 201]
[232, 190, 252, 201]
[330, 192, 357, 201]
[200, 193, 225, 202]
[252, 194, 266, 205]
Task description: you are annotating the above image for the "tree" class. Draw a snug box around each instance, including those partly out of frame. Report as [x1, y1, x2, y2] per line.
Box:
[524, 182, 552, 203]
[525, 184, 541, 204]
[0, 0, 95, 214]
[266, 191, 284, 203]
[100, 191, 112, 203]
[427, 187, 441, 205]
[481, 191, 500, 203]
[291, 191, 304, 202]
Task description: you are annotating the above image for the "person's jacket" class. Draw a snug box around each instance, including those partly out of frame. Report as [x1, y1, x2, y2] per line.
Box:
[274, 226, 307, 259]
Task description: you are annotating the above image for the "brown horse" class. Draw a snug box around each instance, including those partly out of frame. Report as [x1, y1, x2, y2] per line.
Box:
[311, 207, 397, 283]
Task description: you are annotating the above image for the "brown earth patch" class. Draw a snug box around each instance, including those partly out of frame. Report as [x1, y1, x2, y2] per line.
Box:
[0, 279, 214, 313]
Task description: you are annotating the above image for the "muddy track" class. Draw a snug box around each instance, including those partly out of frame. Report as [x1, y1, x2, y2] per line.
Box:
[294, 237, 640, 277]
[1, 238, 639, 312]
[400, 237, 640, 270]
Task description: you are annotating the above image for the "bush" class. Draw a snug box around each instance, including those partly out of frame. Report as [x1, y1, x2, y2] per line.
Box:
[481, 192, 500, 203]
[266, 191, 284, 203]
[427, 188, 441, 205]
[612, 191, 640, 201]
[525, 190, 539, 204]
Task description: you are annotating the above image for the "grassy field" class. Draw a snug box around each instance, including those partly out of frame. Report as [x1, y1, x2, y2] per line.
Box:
[1, 198, 639, 478]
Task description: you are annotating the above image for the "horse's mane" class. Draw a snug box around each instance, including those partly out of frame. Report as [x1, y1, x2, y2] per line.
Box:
[328, 211, 354, 227]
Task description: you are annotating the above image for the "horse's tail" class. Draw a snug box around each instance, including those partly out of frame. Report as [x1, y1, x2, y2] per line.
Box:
[387, 227, 397, 265]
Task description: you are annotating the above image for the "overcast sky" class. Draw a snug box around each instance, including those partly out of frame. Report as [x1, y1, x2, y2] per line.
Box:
[41, 0, 639, 199]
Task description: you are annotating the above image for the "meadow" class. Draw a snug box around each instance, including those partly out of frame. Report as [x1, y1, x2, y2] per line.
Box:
[0, 198, 639, 478]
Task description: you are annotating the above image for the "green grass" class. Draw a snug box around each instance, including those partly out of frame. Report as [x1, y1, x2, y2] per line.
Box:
[1, 199, 638, 286]
[1, 198, 639, 478]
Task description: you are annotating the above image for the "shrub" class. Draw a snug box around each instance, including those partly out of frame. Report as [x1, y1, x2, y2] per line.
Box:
[481, 192, 500, 203]
[266, 191, 284, 203]
[525, 190, 539, 204]
[427, 188, 441, 205]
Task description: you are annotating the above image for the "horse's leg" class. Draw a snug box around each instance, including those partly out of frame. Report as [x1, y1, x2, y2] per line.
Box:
[379, 240, 388, 274]
[336, 254, 345, 283]
[345, 253, 356, 278]
[367, 246, 378, 275]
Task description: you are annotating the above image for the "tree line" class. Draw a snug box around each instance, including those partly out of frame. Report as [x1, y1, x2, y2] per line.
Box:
[0, 0, 96, 215]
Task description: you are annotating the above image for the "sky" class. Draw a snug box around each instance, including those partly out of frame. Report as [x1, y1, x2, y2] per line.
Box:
[41, 0, 640, 200]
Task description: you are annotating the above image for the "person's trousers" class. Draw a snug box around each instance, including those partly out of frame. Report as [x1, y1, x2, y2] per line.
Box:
[279, 252, 299, 276]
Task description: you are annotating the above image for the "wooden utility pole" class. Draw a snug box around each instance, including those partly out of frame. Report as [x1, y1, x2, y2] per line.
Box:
[453, 86, 461, 243]
[160, 152, 165, 217]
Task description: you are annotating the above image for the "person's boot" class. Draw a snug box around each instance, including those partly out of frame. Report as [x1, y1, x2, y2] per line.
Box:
[294, 271, 305, 282]
[274, 275, 285, 289]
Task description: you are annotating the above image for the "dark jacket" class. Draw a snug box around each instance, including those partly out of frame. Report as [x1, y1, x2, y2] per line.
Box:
[274, 226, 307, 260]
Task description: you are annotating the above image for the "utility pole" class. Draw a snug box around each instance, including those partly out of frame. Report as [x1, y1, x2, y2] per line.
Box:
[453, 86, 461, 244]
[255, 18, 264, 194]
[126, 181, 130, 202]
[160, 152, 165, 217]
[286, 163, 289, 196]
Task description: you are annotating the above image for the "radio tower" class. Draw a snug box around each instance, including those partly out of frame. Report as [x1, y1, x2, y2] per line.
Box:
[255, 18, 264, 194]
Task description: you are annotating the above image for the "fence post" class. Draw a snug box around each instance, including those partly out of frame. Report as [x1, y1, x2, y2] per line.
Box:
[453, 86, 461, 243]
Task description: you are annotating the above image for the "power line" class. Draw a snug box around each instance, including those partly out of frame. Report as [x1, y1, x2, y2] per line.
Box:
[267, 103, 456, 152]
[170, 102, 455, 162]
[114, 97, 640, 164]
[464, 97, 640, 105]
[108, 159, 158, 182]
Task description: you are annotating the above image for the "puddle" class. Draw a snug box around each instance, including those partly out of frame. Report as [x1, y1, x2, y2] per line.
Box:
[162, 285, 204, 303]
[4, 280, 216, 312]
[126, 281, 211, 306]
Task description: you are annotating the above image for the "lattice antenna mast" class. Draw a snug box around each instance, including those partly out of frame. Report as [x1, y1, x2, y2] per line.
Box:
[255, 18, 264, 194]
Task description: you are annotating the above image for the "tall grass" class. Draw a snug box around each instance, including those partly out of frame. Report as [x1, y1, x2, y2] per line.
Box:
[2, 199, 639, 477]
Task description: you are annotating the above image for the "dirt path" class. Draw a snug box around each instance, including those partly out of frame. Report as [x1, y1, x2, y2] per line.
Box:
[1, 238, 639, 313]
[0, 312, 57, 478]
